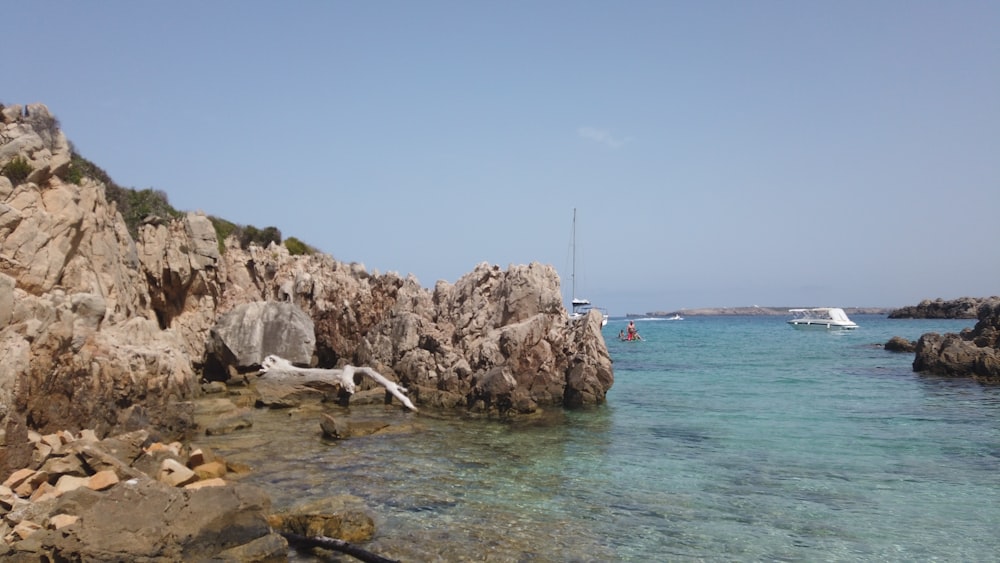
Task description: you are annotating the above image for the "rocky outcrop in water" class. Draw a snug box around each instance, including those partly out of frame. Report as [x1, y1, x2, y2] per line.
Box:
[1, 103, 613, 477]
[884, 336, 916, 353]
[912, 302, 1000, 383]
[889, 297, 1000, 319]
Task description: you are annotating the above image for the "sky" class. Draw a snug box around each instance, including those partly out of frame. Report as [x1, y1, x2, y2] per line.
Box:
[5, 1, 999, 315]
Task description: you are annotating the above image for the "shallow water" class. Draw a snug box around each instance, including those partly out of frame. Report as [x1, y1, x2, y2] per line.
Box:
[200, 315, 1000, 561]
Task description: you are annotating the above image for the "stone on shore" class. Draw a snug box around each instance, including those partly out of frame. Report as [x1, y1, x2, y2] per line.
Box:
[0, 428, 284, 561]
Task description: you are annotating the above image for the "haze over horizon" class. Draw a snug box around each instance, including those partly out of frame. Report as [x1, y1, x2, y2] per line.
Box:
[6, 2, 998, 316]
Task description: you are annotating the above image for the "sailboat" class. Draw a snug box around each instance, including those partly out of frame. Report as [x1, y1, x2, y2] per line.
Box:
[568, 208, 609, 327]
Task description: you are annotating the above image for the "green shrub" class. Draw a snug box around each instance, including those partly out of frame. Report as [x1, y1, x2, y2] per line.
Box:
[210, 217, 286, 253]
[64, 155, 85, 185]
[106, 185, 182, 238]
[1, 156, 32, 185]
[209, 216, 239, 254]
[284, 237, 313, 256]
[238, 225, 282, 250]
[67, 148, 116, 188]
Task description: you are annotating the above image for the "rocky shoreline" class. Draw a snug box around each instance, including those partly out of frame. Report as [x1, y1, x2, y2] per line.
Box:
[3, 102, 998, 560]
[0, 378, 406, 561]
[1, 103, 611, 560]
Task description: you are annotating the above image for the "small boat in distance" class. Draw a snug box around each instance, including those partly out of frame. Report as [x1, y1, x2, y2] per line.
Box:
[567, 208, 608, 327]
[571, 297, 607, 325]
[787, 307, 859, 330]
[666, 314, 684, 321]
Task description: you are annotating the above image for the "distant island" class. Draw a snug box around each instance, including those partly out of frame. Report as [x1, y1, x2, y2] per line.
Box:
[629, 297, 1000, 319]
[625, 306, 892, 318]
[888, 297, 999, 319]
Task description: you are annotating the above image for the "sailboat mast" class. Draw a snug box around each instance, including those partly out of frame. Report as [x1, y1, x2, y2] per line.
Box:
[571, 207, 577, 300]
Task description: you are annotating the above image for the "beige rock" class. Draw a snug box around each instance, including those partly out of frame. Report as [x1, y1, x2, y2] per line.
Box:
[146, 441, 183, 457]
[192, 461, 227, 481]
[54, 474, 89, 494]
[41, 434, 63, 453]
[41, 452, 87, 477]
[13, 469, 48, 498]
[158, 458, 198, 487]
[12, 519, 42, 540]
[0, 487, 27, 512]
[3, 467, 35, 489]
[30, 481, 60, 503]
[48, 513, 79, 529]
[86, 469, 119, 491]
[186, 446, 215, 468]
[31, 441, 53, 466]
[184, 477, 227, 490]
[0, 484, 15, 508]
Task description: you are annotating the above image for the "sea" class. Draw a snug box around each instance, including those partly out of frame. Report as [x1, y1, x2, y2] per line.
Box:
[200, 314, 1000, 562]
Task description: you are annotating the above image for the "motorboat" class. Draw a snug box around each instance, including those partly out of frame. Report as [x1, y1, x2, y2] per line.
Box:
[567, 208, 608, 327]
[787, 308, 858, 330]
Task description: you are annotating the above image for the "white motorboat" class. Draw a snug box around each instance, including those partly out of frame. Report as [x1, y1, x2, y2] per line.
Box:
[787, 308, 858, 330]
[567, 208, 608, 327]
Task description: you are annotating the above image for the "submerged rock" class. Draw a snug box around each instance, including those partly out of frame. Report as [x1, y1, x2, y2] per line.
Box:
[268, 495, 375, 543]
[884, 336, 916, 352]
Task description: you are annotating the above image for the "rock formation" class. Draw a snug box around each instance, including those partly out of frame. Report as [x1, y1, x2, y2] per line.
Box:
[889, 297, 1000, 319]
[205, 302, 317, 376]
[0, 428, 285, 561]
[883, 336, 915, 353]
[1, 103, 614, 477]
[912, 302, 1000, 383]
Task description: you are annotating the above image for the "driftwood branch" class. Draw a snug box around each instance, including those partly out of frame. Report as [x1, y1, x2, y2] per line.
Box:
[260, 355, 417, 411]
[280, 531, 399, 563]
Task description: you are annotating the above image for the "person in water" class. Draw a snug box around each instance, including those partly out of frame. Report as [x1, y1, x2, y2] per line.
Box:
[619, 329, 627, 341]
[627, 320, 638, 341]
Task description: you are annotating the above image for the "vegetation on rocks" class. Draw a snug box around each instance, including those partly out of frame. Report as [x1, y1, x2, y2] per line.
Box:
[60, 147, 292, 252]
[283, 236, 314, 256]
[0, 155, 31, 185]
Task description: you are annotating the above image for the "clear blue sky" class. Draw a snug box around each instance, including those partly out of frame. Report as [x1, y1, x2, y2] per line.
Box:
[6, 1, 999, 315]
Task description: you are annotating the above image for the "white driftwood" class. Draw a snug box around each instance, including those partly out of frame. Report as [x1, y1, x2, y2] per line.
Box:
[259, 355, 417, 411]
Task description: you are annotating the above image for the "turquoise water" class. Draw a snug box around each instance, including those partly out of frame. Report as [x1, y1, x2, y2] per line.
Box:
[202, 315, 1000, 561]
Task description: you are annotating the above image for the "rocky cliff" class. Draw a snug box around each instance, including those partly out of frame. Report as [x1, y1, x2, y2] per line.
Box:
[0, 103, 612, 475]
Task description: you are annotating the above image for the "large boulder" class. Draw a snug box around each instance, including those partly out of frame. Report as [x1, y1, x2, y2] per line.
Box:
[913, 302, 1000, 383]
[205, 301, 316, 375]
